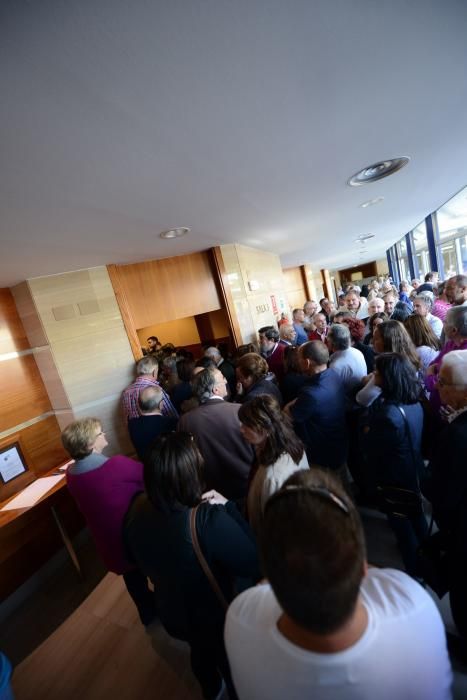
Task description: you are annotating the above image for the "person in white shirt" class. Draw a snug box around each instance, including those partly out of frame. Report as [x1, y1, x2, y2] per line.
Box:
[413, 293, 443, 338]
[225, 468, 452, 700]
[345, 290, 369, 321]
[327, 323, 366, 407]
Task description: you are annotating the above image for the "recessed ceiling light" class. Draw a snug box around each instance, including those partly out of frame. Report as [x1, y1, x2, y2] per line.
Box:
[348, 157, 410, 187]
[360, 197, 385, 208]
[159, 227, 191, 239]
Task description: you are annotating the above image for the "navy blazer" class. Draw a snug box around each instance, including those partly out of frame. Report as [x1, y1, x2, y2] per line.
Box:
[291, 368, 348, 470]
[361, 398, 424, 491]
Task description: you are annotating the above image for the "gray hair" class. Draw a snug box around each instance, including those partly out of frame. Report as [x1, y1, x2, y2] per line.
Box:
[162, 356, 178, 373]
[441, 350, 467, 386]
[445, 306, 467, 338]
[204, 346, 221, 362]
[136, 355, 158, 376]
[138, 386, 164, 413]
[415, 293, 434, 310]
[328, 323, 351, 351]
[192, 367, 217, 403]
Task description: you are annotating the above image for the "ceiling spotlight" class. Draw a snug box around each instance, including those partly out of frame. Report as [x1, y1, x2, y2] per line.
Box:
[348, 157, 410, 186]
[159, 227, 191, 239]
[360, 197, 385, 208]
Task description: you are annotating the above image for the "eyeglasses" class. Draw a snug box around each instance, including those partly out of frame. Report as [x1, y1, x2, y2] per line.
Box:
[265, 484, 350, 516]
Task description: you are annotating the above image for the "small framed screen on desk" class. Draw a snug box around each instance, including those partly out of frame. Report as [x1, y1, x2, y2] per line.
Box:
[0, 440, 28, 484]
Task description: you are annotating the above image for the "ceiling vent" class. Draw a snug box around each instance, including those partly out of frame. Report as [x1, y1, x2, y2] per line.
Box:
[159, 227, 190, 239]
[348, 158, 410, 186]
[355, 233, 375, 243]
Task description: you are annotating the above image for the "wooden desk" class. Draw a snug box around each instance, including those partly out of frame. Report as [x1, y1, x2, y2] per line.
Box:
[0, 464, 85, 601]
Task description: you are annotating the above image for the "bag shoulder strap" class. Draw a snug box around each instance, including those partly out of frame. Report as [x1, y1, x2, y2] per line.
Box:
[189, 505, 228, 611]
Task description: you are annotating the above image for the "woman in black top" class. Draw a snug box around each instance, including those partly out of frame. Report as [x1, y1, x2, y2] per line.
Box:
[123, 432, 259, 700]
[361, 353, 427, 576]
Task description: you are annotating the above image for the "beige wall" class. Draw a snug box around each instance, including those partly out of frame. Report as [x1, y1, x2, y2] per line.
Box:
[14, 267, 136, 456]
[376, 257, 390, 276]
[219, 244, 289, 343]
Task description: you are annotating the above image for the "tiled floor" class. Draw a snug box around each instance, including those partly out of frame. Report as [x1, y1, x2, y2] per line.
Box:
[1, 511, 466, 699]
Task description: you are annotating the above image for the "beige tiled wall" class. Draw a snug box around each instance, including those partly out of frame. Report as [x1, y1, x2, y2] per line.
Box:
[220, 244, 290, 343]
[22, 267, 136, 456]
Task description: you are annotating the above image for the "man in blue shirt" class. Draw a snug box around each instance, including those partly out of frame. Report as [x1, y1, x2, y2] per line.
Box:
[292, 308, 309, 345]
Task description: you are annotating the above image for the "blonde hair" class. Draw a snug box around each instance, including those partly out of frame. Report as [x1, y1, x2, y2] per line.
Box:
[61, 417, 101, 460]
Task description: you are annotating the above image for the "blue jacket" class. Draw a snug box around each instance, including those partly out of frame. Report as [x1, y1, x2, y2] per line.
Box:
[361, 398, 424, 491]
[291, 368, 348, 470]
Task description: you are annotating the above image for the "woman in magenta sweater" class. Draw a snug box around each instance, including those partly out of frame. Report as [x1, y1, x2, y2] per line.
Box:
[62, 417, 156, 625]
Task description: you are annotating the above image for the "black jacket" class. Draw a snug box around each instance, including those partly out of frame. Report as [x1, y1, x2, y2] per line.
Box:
[123, 495, 259, 639]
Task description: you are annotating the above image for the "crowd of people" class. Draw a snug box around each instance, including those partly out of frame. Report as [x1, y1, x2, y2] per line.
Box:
[59, 272, 467, 699]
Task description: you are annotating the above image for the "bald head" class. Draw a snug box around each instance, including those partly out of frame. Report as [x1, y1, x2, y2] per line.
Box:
[138, 386, 164, 414]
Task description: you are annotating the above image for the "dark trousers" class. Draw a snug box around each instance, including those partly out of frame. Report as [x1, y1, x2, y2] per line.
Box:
[122, 568, 157, 626]
[450, 562, 467, 639]
[189, 625, 237, 700]
[387, 512, 429, 577]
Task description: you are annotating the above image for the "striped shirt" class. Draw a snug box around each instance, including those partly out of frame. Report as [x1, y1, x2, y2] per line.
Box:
[122, 377, 178, 420]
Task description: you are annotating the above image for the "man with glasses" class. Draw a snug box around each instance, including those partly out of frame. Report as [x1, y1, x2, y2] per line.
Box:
[225, 469, 452, 700]
[178, 367, 254, 501]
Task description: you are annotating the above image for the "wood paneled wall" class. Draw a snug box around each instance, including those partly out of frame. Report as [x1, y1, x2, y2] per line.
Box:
[110, 252, 222, 330]
[338, 261, 378, 284]
[0, 289, 67, 504]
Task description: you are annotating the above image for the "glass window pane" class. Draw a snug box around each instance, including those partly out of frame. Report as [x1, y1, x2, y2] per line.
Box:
[440, 241, 458, 278]
[413, 221, 427, 251]
[437, 186, 467, 242]
[415, 249, 431, 279]
[459, 235, 467, 273]
[397, 239, 409, 281]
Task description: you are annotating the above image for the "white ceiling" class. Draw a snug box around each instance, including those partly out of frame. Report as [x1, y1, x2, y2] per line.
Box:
[1, 0, 467, 287]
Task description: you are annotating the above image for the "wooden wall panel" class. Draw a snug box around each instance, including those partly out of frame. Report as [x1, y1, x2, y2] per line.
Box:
[0, 486, 84, 600]
[0, 355, 53, 433]
[338, 261, 378, 283]
[114, 252, 222, 329]
[0, 416, 67, 503]
[0, 289, 30, 354]
[137, 317, 201, 349]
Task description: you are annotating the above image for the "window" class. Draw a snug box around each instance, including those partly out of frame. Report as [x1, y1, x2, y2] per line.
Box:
[412, 221, 430, 279]
[397, 238, 409, 282]
[436, 186, 467, 274]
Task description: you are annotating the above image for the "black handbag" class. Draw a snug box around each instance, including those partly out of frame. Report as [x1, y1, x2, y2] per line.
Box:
[376, 484, 424, 519]
[376, 406, 425, 520]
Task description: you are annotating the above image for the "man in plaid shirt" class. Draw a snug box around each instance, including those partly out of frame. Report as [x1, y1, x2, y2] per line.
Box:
[122, 355, 178, 421]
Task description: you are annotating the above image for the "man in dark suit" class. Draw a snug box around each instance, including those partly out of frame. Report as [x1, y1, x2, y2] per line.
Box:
[178, 367, 254, 501]
[128, 386, 177, 460]
[284, 340, 348, 473]
[259, 325, 286, 382]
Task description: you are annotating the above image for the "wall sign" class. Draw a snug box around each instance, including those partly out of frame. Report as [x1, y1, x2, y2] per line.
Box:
[0, 441, 28, 484]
